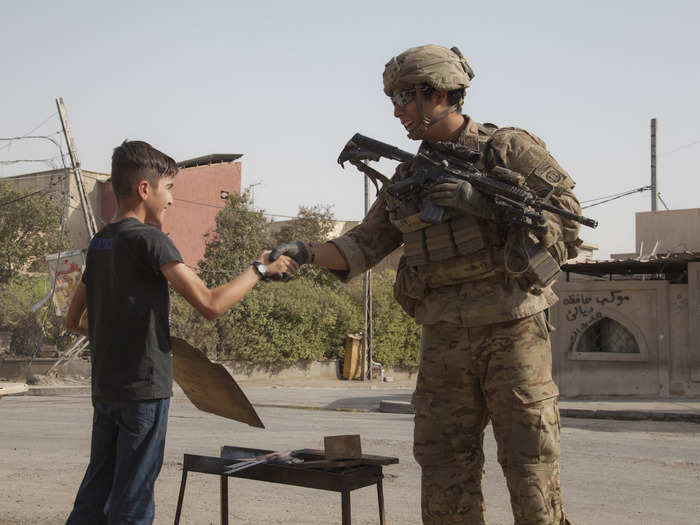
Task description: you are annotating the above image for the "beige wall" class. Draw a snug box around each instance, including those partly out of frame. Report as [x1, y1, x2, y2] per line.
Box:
[636, 208, 700, 255]
[550, 262, 700, 397]
[67, 170, 109, 250]
[2, 168, 109, 252]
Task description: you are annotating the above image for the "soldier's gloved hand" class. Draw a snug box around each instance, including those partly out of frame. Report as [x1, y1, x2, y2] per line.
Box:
[269, 241, 309, 265]
[269, 241, 309, 281]
[425, 178, 474, 209]
[426, 178, 498, 220]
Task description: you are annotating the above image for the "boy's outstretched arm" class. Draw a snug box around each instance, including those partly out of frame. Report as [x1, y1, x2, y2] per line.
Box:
[161, 253, 297, 321]
[66, 282, 89, 336]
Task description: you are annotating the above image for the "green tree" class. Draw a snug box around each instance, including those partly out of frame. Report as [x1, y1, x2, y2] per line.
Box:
[197, 188, 271, 287]
[271, 204, 340, 287]
[272, 204, 336, 244]
[0, 184, 66, 284]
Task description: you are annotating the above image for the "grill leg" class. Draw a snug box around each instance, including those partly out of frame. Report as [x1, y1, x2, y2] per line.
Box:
[342, 490, 351, 525]
[220, 475, 229, 525]
[377, 477, 386, 524]
[174, 469, 188, 525]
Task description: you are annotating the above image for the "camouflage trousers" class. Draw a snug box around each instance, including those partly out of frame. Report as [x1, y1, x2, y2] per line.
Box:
[412, 312, 571, 525]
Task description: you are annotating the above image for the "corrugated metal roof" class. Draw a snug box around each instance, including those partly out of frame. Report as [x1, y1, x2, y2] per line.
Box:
[563, 254, 700, 277]
[177, 154, 243, 169]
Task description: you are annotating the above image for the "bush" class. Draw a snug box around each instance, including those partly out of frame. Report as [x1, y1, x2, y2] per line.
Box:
[217, 277, 362, 367]
[0, 274, 73, 355]
[0, 274, 50, 330]
[347, 270, 421, 369]
[174, 192, 420, 370]
[169, 292, 220, 358]
[169, 269, 420, 369]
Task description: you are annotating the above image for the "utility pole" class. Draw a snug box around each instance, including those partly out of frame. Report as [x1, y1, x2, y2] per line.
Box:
[362, 172, 372, 380]
[248, 181, 263, 207]
[56, 97, 98, 239]
[650, 118, 658, 212]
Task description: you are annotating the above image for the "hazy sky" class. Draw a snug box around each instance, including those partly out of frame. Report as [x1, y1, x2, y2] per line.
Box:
[1, 1, 698, 258]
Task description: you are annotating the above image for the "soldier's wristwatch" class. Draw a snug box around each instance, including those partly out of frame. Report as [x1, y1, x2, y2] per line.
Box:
[251, 261, 269, 281]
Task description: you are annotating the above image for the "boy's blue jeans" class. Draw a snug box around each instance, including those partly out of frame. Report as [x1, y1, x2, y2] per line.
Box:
[66, 398, 170, 525]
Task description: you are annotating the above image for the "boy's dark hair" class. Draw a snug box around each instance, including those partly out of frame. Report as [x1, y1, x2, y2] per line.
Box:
[111, 140, 178, 199]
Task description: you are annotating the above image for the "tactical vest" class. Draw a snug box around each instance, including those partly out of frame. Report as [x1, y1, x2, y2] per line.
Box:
[389, 123, 501, 290]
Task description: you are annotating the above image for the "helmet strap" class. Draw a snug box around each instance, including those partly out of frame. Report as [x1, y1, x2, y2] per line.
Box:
[407, 84, 461, 140]
[407, 85, 429, 140]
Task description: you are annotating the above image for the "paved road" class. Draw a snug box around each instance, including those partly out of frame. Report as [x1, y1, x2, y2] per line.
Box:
[2, 393, 699, 524]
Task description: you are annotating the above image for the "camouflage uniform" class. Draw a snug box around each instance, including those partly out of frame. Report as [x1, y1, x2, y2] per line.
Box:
[329, 111, 580, 524]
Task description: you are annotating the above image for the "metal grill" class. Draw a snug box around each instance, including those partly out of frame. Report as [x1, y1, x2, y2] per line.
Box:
[577, 318, 639, 353]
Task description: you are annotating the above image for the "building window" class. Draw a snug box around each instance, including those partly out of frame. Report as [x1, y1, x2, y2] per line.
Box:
[576, 317, 640, 354]
[220, 190, 230, 200]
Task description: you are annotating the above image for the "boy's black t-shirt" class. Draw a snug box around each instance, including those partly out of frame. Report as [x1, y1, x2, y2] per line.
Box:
[81, 218, 183, 401]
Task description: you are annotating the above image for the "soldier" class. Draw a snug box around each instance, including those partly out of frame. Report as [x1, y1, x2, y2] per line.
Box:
[273, 45, 580, 524]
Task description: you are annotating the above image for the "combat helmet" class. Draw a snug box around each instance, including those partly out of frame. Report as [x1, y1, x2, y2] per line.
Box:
[383, 45, 474, 139]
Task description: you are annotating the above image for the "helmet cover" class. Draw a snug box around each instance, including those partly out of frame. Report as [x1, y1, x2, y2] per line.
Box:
[383, 45, 474, 96]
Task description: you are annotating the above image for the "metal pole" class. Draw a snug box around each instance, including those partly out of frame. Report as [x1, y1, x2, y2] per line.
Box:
[56, 97, 98, 239]
[362, 173, 372, 380]
[651, 118, 658, 212]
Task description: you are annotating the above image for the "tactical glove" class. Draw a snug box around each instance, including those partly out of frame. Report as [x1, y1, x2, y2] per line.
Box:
[426, 178, 497, 220]
[269, 241, 309, 266]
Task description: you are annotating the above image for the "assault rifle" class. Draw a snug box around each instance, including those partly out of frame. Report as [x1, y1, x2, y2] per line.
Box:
[337, 133, 598, 234]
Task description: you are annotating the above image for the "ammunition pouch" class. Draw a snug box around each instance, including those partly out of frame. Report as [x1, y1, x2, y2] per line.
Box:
[397, 214, 502, 289]
[393, 257, 427, 317]
[508, 233, 562, 293]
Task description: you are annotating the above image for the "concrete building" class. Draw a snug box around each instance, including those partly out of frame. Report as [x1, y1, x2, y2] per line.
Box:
[4, 153, 243, 268]
[552, 208, 700, 398]
[0, 167, 109, 251]
[100, 154, 242, 267]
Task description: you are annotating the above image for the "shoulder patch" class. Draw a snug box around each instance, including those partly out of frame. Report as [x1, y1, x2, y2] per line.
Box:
[529, 162, 575, 196]
[543, 168, 564, 184]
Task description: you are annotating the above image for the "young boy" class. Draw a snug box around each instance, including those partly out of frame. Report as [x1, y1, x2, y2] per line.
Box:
[64, 140, 297, 525]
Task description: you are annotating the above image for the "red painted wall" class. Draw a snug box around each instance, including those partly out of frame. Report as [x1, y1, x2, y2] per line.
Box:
[165, 162, 242, 267]
[99, 161, 242, 268]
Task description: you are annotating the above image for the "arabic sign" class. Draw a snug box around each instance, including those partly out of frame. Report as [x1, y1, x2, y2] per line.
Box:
[46, 250, 85, 317]
[562, 290, 633, 353]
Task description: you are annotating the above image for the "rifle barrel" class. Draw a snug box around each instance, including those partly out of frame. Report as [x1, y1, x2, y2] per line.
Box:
[539, 201, 598, 228]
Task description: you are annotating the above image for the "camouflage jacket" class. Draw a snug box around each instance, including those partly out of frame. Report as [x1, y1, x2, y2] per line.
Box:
[330, 115, 582, 327]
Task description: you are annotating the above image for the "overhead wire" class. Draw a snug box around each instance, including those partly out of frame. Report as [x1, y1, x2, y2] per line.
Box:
[0, 154, 68, 165]
[0, 170, 70, 182]
[581, 185, 651, 209]
[0, 112, 58, 152]
[0, 188, 51, 208]
[661, 139, 700, 157]
[580, 186, 651, 204]
[174, 196, 357, 222]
